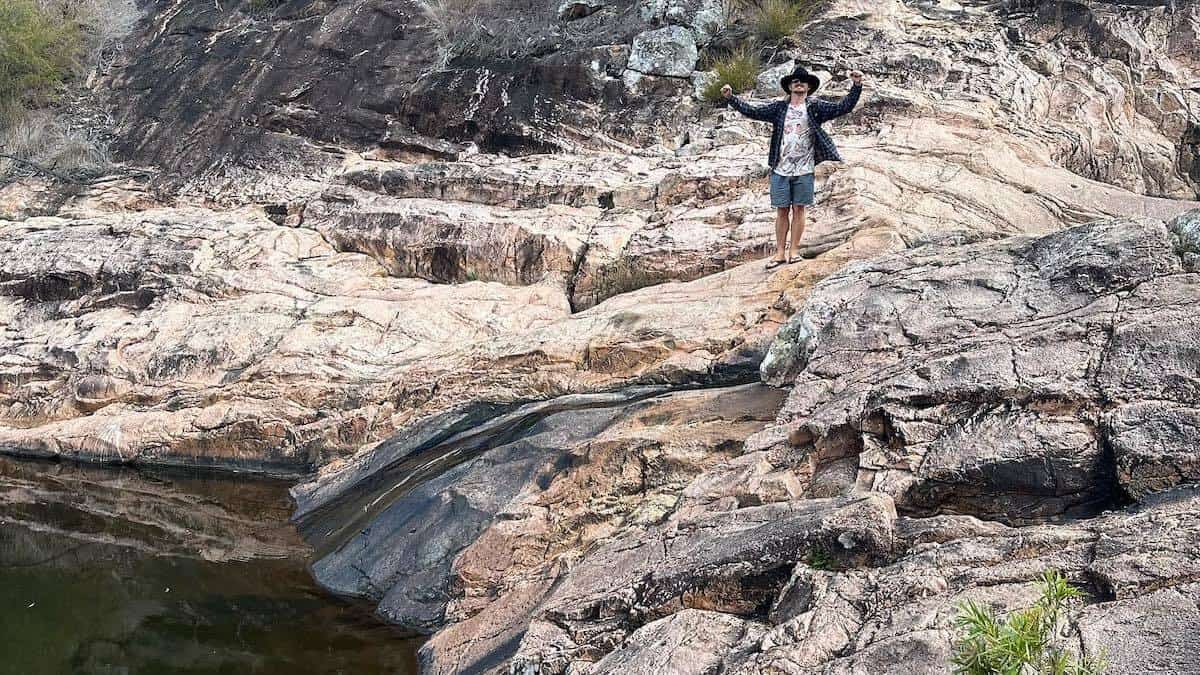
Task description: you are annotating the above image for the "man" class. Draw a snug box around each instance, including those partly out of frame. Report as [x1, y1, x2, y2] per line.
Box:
[722, 66, 864, 268]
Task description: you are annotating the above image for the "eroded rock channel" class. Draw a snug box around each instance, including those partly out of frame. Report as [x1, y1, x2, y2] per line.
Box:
[288, 211, 1200, 675]
[293, 379, 785, 632]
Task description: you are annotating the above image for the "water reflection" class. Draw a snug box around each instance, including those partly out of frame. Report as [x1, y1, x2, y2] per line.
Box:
[0, 457, 421, 675]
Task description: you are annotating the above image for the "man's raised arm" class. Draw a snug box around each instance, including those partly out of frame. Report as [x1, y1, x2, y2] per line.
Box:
[819, 70, 865, 121]
[721, 84, 777, 122]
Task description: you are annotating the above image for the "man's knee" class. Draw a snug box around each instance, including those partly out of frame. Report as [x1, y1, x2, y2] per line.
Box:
[791, 205, 807, 217]
[776, 207, 792, 217]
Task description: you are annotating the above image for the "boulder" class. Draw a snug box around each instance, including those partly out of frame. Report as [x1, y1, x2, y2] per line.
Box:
[640, 0, 726, 44]
[582, 610, 765, 674]
[752, 218, 1199, 522]
[628, 26, 699, 77]
[1076, 584, 1200, 674]
[755, 60, 794, 97]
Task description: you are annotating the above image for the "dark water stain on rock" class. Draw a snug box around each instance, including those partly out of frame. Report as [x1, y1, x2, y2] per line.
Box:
[290, 375, 780, 637]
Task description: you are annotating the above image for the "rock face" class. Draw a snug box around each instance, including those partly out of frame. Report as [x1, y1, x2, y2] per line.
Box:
[289, 215, 1200, 675]
[307, 152, 775, 309]
[628, 26, 699, 77]
[558, 0, 604, 21]
[0, 208, 569, 469]
[0, 202, 807, 469]
[292, 383, 789, 634]
[584, 609, 765, 675]
[99, 0, 699, 178]
[755, 61, 793, 97]
[754, 215, 1200, 522]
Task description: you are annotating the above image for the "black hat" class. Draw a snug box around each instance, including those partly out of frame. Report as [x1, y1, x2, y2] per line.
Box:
[780, 66, 821, 94]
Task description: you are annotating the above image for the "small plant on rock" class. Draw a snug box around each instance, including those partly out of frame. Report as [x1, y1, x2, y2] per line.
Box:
[804, 545, 836, 571]
[701, 48, 760, 102]
[752, 0, 816, 44]
[952, 570, 1107, 675]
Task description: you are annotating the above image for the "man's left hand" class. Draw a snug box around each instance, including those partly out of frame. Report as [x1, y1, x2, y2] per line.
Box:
[850, 70, 864, 84]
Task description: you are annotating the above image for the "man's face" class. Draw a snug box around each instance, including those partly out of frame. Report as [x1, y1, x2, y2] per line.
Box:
[790, 81, 809, 96]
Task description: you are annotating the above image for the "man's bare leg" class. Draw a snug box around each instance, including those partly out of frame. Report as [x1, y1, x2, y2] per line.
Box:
[773, 207, 790, 262]
[788, 205, 806, 261]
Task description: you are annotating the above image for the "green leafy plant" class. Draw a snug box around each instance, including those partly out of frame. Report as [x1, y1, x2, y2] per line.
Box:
[701, 48, 761, 102]
[804, 545, 836, 571]
[0, 0, 82, 120]
[952, 570, 1107, 675]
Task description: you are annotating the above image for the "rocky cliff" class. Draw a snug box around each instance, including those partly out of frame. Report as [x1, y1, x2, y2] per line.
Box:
[3, 0, 1200, 673]
[291, 211, 1200, 674]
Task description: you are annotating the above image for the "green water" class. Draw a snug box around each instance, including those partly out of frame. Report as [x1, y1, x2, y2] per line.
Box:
[0, 457, 422, 675]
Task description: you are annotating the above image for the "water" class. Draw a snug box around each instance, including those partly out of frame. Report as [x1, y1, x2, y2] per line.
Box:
[0, 456, 422, 675]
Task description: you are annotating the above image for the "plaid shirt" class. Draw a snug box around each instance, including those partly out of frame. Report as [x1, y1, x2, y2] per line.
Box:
[727, 83, 862, 169]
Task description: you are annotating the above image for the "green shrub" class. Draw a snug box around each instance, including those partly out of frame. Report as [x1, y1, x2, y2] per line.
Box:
[752, 0, 816, 44]
[804, 546, 836, 571]
[0, 0, 82, 120]
[701, 48, 761, 102]
[952, 570, 1108, 675]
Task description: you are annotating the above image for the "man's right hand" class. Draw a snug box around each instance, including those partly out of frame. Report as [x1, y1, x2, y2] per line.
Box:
[721, 84, 732, 99]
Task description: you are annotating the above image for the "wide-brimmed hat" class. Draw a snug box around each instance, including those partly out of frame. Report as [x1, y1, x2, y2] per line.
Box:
[780, 66, 821, 94]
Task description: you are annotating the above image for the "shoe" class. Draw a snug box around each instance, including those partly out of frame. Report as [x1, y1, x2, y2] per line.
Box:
[765, 258, 786, 270]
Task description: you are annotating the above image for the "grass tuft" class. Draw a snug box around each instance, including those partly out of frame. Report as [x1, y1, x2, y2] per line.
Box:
[752, 0, 815, 44]
[0, 110, 110, 181]
[701, 48, 761, 102]
[0, 0, 129, 183]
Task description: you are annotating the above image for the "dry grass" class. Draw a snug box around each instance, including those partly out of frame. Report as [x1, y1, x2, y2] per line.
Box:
[0, 111, 111, 180]
[415, 0, 561, 70]
[415, 0, 482, 68]
[752, 0, 819, 44]
[416, 0, 480, 43]
[701, 48, 761, 102]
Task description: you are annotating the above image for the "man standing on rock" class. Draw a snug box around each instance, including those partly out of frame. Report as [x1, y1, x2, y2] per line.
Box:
[722, 66, 863, 269]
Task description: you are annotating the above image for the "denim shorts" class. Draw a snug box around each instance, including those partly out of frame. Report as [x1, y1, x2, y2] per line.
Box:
[769, 171, 815, 208]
